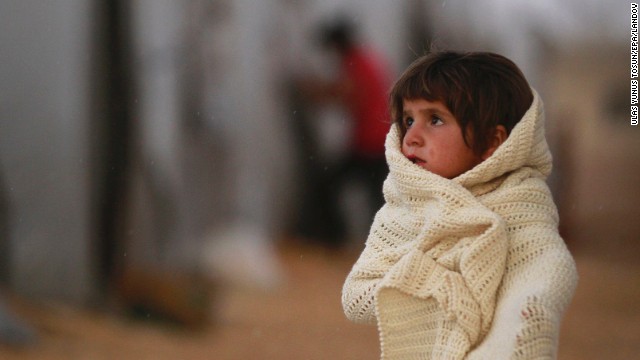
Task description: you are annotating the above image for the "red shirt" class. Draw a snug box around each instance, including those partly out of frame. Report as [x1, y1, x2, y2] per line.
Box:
[341, 47, 392, 158]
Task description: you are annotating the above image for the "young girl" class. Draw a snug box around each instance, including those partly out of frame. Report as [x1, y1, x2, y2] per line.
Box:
[341, 51, 577, 359]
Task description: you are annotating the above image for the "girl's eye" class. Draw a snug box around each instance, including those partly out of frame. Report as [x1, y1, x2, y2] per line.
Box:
[431, 116, 443, 126]
[404, 117, 414, 128]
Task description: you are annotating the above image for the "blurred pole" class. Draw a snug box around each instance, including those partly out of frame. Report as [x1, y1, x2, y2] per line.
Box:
[91, 0, 135, 297]
[405, 0, 432, 60]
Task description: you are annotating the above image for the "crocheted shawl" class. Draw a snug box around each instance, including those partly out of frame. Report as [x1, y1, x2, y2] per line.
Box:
[342, 91, 577, 359]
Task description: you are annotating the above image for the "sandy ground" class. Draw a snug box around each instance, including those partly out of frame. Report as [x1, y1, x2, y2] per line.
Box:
[0, 241, 639, 359]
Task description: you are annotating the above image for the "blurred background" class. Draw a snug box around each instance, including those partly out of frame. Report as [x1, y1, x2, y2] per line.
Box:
[0, 0, 638, 359]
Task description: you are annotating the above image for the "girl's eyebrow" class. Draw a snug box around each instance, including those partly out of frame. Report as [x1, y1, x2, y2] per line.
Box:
[419, 108, 445, 117]
[402, 102, 453, 117]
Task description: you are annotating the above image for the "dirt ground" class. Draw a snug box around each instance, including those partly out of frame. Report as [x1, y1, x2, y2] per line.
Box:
[1, 240, 639, 360]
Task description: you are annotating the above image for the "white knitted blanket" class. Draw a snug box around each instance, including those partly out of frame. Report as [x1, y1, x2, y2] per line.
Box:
[342, 91, 578, 359]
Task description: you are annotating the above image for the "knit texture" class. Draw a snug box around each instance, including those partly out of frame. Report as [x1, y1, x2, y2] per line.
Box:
[341, 91, 578, 359]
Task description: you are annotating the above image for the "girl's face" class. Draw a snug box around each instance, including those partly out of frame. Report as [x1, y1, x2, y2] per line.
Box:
[401, 98, 483, 179]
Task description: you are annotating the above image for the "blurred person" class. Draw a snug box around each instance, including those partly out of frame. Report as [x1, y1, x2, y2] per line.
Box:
[342, 51, 577, 358]
[295, 16, 392, 249]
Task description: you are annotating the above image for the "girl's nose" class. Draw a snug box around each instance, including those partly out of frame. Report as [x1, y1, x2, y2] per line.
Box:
[403, 126, 423, 147]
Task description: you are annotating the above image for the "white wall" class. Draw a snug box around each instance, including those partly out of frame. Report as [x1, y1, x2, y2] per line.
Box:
[0, 0, 96, 303]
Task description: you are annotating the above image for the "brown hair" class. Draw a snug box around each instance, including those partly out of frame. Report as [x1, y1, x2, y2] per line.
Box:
[390, 51, 533, 156]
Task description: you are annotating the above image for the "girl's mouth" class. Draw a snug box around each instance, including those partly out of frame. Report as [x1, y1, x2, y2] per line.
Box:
[407, 155, 426, 166]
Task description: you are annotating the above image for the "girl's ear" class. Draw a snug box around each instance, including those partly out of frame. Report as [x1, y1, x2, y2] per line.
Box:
[482, 125, 508, 160]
